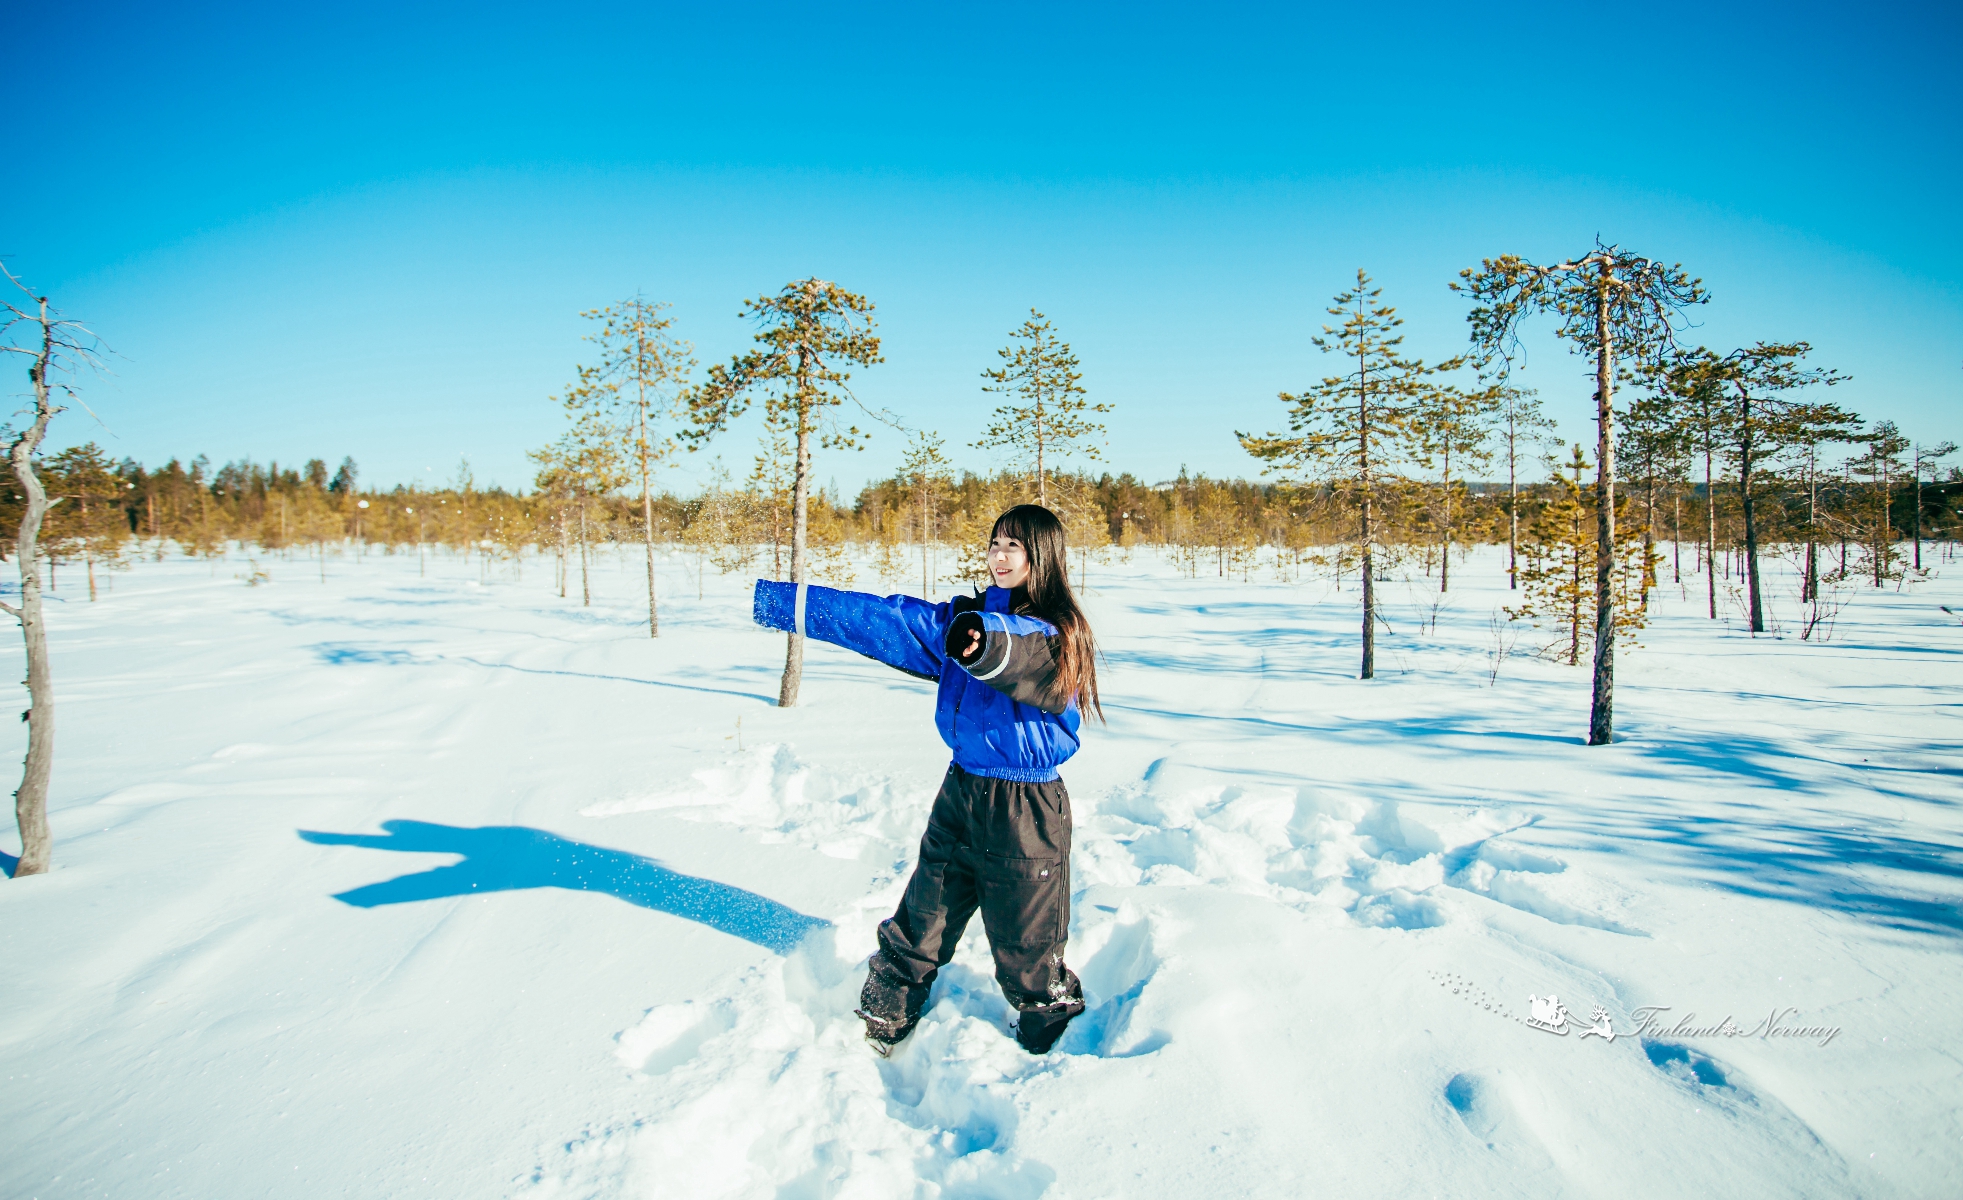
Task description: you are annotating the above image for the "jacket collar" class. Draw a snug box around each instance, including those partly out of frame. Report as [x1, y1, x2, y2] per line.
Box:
[984, 585, 1013, 613]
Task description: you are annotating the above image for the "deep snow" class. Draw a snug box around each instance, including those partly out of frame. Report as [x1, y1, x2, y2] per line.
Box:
[1, 543, 1958, 1199]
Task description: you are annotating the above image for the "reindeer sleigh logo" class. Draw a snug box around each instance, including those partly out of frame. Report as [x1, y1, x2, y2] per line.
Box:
[1526, 994, 1618, 1041]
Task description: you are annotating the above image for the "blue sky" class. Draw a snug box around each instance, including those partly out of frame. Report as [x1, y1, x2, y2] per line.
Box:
[5, 1, 1958, 494]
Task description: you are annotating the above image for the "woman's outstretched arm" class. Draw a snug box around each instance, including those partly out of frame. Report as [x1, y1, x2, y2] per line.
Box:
[753, 580, 948, 679]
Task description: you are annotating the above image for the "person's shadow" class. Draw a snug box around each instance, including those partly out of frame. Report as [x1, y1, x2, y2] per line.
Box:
[297, 820, 829, 955]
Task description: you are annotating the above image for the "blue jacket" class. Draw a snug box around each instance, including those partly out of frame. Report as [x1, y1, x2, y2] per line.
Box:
[753, 580, 1082, 782]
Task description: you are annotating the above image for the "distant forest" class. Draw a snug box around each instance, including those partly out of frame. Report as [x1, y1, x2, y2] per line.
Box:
[15, 440, 1960, 603]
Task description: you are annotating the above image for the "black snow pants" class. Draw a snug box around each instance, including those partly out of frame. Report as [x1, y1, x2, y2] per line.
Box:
[860, 763, 1085, 1053]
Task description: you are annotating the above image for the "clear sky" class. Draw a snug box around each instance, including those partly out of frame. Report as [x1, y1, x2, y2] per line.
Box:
[6, 1, 1959, 495]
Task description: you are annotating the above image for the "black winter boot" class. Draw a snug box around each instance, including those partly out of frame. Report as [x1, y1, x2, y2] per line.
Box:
[855, 952, 928, 1054]
[1012, 968, 1084, 1054]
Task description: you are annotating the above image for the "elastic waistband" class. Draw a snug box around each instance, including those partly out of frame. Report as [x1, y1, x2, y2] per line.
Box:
[952, 761, 1061, 783]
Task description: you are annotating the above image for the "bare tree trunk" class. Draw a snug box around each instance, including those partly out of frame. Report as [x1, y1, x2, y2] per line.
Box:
[780, 355, 812, 708]
[1355, 320, 1377, 680]
[1739, 390, 1765, 633]
[1508, 427, 1519, 589]
[1360, 494, 1375, 680]
[578, 502, 591, 606]
[768, 498, 783, 580]
[1801, 451, 1818, 603]
[1588, 274, 1617, 747]
[1359, 387, 1375, 680]
[1672, 491, 1681, 583]
[1874, 460, 1886, 587]
[1570, 495, 1584, 666]
[1704, 432, 1717, 618]
[5, 299, 62, 878]
[637, 380, 659, 637]
[1908, 459, 1923, 573]
[1035, 398, 1046, 508]
[1440, 442, 1452, 593]
[1637, 484, 1652, 612]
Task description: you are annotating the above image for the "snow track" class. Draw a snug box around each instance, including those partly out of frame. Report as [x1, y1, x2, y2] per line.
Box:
[542, 737, 1850, 1197]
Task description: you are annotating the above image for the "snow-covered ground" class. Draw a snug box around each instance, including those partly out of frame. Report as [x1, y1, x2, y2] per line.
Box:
[2, 542, 1958, 1199]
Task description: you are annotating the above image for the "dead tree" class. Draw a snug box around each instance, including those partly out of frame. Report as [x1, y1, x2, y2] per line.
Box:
[0, 266, 102, 877]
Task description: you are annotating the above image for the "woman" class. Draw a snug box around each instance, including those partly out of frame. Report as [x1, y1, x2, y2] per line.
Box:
[751, 504, 1101, 1054]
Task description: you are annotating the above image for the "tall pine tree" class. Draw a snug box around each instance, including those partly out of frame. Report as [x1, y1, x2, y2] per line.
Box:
[1490, 384, 1556, 590]
[1241, 270, 1452, 679]
[573, 297, 696, 636]
[1618, 391, 1689, 611]
[1413, 381, 1496, 592]
[1458, 243, 1705, 744]
[685, 279, 884, 707]
[976, 310, 1108, 508]
[1848, 422, 1911, 586]
[1712, 343, 1854, 632]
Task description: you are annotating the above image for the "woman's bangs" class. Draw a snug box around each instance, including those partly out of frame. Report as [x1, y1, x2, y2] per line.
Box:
[990, 508, 1038, 550]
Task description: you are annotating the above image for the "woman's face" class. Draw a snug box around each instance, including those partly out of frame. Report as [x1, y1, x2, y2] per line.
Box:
[988, 532, 1030, 590]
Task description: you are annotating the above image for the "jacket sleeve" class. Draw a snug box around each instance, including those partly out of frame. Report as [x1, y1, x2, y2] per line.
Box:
[753, 580, 946, 680]
[945, 610, 1068, 714]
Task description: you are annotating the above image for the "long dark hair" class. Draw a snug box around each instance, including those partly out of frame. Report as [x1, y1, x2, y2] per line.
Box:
[991, 504, 1102, 721]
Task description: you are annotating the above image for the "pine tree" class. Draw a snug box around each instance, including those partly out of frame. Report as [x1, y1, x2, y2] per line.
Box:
[977, 310, 1109, 508]
[898, 430, 952, 598]
[1642, 350, 1731, 618]
[1458, 243, 1705, 745]
[1240, 269, 1451, 679]
[1701, 343, 1855, 633]
[1848, 422, 1911, 586]
[42, 442, 128, 601]
[1412, 382, 1496, 592]
[530, 396, 628, 607]
[1619, 392, 1689, 610]
[684, 279, 884, 707]
[1910, 440, 1958, 571]
[571, 297, 696, 636]
[1490, 385, 1556, 591]
[1784, 401, 1866, 615]
[1511, 446, 1648, 665]
[749, 405, 795, 582]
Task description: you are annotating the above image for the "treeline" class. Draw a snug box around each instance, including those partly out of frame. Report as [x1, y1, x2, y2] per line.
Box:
[17, 443, 1959, 603]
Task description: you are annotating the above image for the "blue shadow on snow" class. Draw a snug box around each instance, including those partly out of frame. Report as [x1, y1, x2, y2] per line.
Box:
[297, 820, 829, 954]
[308, 641, 776, 705]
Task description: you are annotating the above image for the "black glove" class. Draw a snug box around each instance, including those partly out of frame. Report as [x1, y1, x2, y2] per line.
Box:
[945, 611, 986, 663]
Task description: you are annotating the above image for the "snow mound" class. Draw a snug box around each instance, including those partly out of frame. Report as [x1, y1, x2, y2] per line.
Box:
[1076, 755, 1637, 936]
[583, 744, 931, 862]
